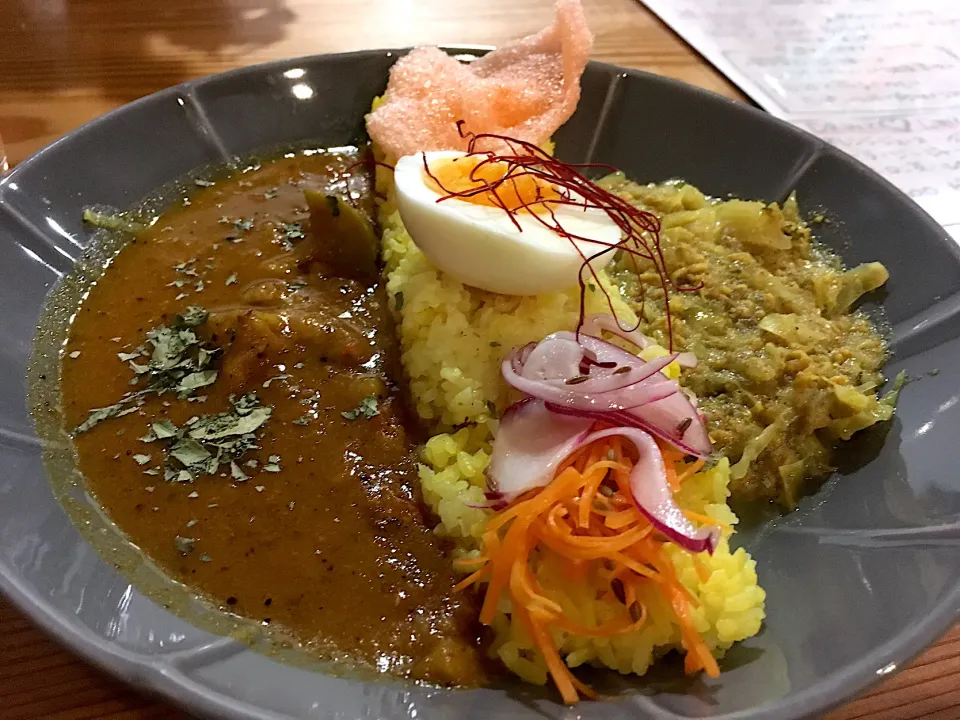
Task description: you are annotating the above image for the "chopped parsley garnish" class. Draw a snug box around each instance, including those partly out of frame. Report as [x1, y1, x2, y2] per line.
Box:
[169, 259, 206, 294]
[138, 393, 273, 484]
[225, 273, 238, 286]
[172, 258, 199, 277]
[151, 420, 178, 439]
[279, 222, 305, 249]
[341, 395, 380, 421]
[76, 404, 132, 434]
[174, 536, 196, 555]
[230, 461, 249, 482]
[74, 307, 219, 434]
[170, 437, 211, 467]
[178, 306, 208, 327]
[219, 217, 254, 242]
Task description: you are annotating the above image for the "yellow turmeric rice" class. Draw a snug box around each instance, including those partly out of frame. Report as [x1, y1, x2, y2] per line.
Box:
[372, 144, 766, 686]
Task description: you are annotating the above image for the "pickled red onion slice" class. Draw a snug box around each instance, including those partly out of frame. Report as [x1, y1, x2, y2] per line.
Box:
[487, 398, 592, 500]
[500, 331, 711, 456]
[581, 314, 698, 368]
[488, 404, 718, 554]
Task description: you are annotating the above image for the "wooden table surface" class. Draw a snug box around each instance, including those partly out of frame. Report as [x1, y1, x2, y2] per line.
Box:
[1, 0, 957, 717]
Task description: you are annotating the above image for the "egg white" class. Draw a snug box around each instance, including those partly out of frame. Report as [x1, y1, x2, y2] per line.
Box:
[393, 151, 621, 295]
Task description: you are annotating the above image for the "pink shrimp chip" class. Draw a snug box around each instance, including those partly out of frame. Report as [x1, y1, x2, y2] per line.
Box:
[367, 0, 593, 160]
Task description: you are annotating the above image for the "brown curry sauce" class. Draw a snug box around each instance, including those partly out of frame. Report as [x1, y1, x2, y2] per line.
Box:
[60, 149, 488, 686]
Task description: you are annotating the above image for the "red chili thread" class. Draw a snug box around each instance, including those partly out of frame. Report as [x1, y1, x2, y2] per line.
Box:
[420, 121, 701, 351]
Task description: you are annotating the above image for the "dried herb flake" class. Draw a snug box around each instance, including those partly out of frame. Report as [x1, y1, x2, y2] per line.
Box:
[174, 536, 196, 555]
[341, 396, 380, 421]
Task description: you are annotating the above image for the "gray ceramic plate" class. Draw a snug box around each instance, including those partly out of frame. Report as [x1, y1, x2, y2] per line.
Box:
[2, 49, 959, 720]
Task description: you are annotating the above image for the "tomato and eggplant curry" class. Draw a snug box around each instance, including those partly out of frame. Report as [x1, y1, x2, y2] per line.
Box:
[61, 149, 487, 685]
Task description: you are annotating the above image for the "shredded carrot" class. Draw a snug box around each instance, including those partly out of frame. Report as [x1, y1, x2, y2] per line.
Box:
[682, 509, 732, 536]
[452, 555, 488, 570]
[658, 442, 684, 463]
[669, 584, 720, 678]
[677, 457, 705, 483]
[453, 565, 490, 592]
[610, 550, 661, 580]
[664, 461, 680, 491]
[692, 554, 712, 584]
[603, 508, 639, 530]
[457, 436, 722, 703]
[578, 466, 607, 527]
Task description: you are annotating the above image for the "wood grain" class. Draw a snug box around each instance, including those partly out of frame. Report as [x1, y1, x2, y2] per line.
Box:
[0, 0, 739, 166]
[0, 0, 956, 717]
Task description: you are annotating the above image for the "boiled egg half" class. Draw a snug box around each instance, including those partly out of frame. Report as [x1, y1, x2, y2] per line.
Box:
[393, 151, 621, 295]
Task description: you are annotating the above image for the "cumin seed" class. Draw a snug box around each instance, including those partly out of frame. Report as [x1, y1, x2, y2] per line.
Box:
[611, 577, 627, 604]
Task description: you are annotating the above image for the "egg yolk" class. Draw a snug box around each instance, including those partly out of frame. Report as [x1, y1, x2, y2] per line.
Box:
[423, 156, 561, 213]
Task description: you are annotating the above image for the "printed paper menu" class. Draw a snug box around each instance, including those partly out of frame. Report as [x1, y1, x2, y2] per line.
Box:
[642, 0, 960, 241]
